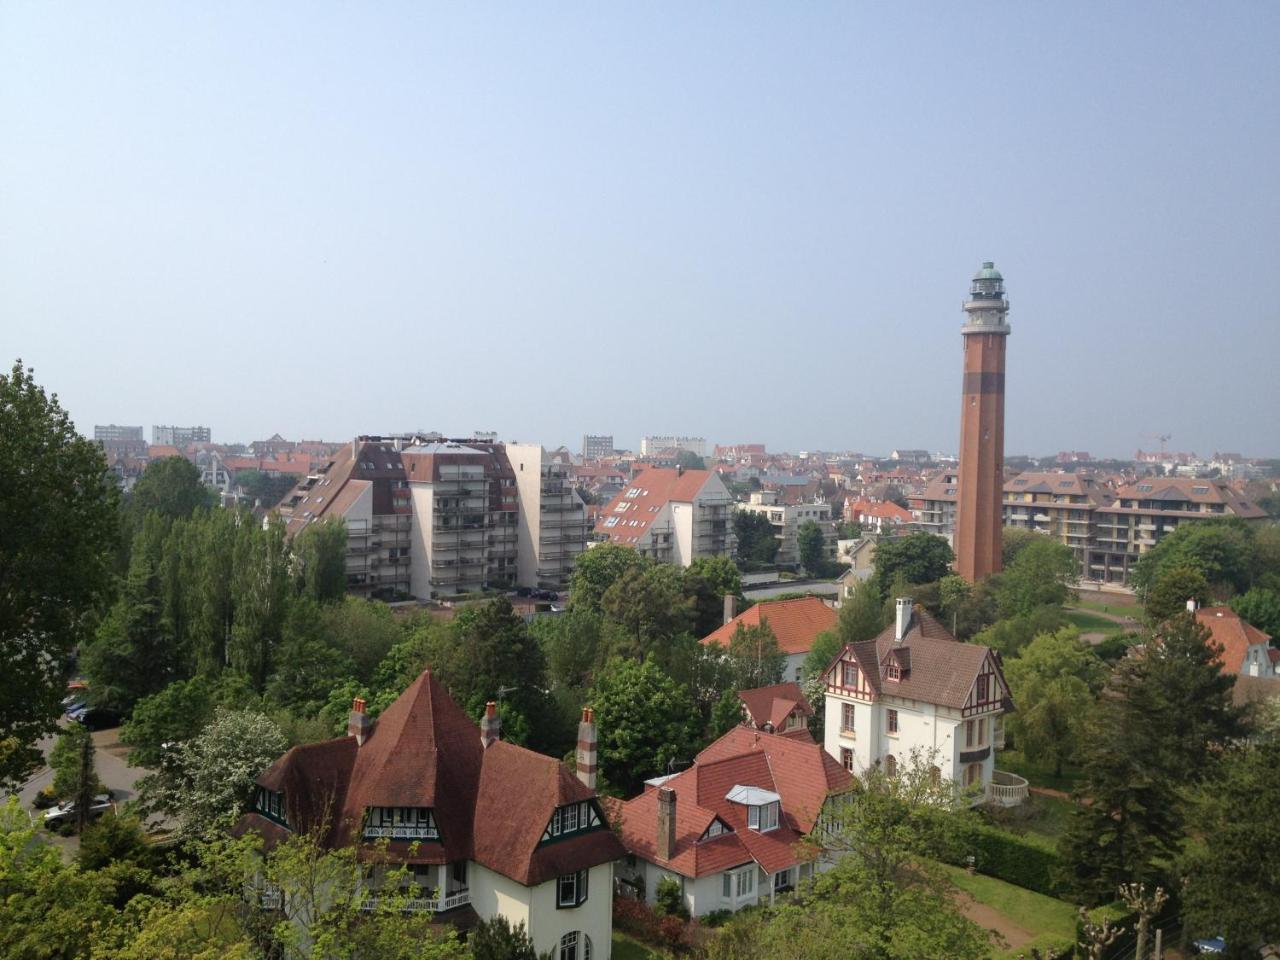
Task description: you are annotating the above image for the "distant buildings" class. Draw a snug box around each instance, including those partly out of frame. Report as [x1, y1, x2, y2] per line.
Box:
[94, 424, 144, 444]
[153, 424, 211, 446]
[582, 435, 615, 460]
[843, 497, 913, 535]
[596, 466, 734, 565]
[276, 436, 587, 600]
[888, 449, 930, 464]
[735, 491, 836, 567]
[640, 435, 707, 458]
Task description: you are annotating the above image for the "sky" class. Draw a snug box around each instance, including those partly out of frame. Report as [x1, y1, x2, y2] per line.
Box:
[2, 3, 1278, 459]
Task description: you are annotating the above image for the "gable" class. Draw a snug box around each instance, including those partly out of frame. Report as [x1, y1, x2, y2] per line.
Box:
[961, 651, 1010, 715]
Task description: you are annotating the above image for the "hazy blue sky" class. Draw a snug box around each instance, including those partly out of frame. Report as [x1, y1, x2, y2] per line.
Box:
[3, 2, 1277, 458]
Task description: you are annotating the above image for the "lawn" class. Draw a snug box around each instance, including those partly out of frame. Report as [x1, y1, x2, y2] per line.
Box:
[998, 749, 1084, 795]
[988, 791, 1077, 845]
[943, 864, 1078, 960]
[1072, 594, 1144, 617]
[1063, 609, 1133, 637]
[611, 933, 666, 960]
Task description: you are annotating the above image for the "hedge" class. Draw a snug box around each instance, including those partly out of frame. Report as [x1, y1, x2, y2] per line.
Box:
[947, 822, 1069, 897]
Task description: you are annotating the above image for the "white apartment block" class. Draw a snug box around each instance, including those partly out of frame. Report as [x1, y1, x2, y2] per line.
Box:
[507, 443, 590, 590]
[640, 435, 707, 457]
[597, 467, 735, 566]
[735, 491, 837, 567]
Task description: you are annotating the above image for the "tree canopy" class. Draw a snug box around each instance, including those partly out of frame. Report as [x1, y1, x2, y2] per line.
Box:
[734, 510, 780, 565]
[568, 543, 648, 612]
[872, 533, 954, 597]
[1004, 627, 1103, 776]
[0, 361, 119, 786]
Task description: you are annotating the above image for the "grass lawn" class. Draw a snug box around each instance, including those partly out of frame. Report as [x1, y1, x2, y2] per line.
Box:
[611, 933, 666, 960]
[943, 864, 1078, 960]
[1072, 593, 1143, 615]
[998, 750, 1084, 795]
[992, 792, 1077, 845]
[1063, 609, 1132, 636]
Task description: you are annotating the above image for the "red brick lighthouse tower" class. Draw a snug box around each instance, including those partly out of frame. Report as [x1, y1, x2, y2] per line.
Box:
[955, 262, 1011, 583]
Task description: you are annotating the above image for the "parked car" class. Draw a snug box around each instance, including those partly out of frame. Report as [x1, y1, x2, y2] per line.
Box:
[43, 794, 113, 829]
[514, 586, 533, 598]
[66, 704, 122, 730]
[1192, 937, 1226, 954]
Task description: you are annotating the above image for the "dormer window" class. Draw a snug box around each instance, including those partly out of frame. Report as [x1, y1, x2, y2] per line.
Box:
[542, 800, 603, 843]
[700, 817, 732, 841]
[842, 663, 858, 687]
[749, 802, 780, 832]
[254, 786, 287, 827]
[886, 661, 901, 681]
[726, 786, 782, 833]
[364, 807, 438, 840]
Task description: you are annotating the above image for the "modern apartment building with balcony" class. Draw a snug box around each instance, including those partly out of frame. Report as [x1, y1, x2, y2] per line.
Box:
[597, 466, 735, 566]
[1089, 477, 1268, 584]
[1002, 472, 1109, 571]
[735, 491, 836, 567]
[507, 443, 589, 589]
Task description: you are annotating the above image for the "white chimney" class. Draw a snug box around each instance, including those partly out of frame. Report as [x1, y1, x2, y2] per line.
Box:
[895, 597, 913, 643]
[480, 701, 500, 748]
[1186, 598, 1198, 613]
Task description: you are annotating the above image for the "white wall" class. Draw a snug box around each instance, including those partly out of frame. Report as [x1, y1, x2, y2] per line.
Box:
[524, 861, 615, 960]
[506, 443, 544, 589]
[407, 484, 435, 601]
[672, 501, 694, 567]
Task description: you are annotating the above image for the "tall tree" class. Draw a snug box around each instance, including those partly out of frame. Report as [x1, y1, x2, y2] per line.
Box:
[192, 507, 240, 675]
[1004, 627, 1104, 776]
[600, 563, 693, 659]
[531, 605, 605, 691]
[873, 533, 954, 597]
[1229, 585, 1280, 637]
[0, 361, 118, 787]
[721, 621, 786, 691]
[1144, 565, 1211, 623]
[323, 596, 402, 685]
[228, 517, 290, 691]
[1131, 517, 1257, 598]
[292, 516, 348, 603]
[568, 542, 648, 612]
[587, 656, 701, 795]
[995, 536, 1077, 618]
[734, 510, 780, 564]
[797, 520, 827, 576]
[683, 554, 744, 637]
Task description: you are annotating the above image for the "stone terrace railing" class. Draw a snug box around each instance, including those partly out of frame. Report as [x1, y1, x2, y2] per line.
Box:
[985, 769, 1029, 807]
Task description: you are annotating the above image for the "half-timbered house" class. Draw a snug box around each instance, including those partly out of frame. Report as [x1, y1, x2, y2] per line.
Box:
[821, 598, 1027, 804]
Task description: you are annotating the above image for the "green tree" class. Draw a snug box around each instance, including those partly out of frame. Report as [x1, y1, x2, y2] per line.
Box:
[1145, 564, 1211, 623]
[683, 554, 744, 637]
[49, 724, 99, 808]
[568, 543, 648, 612]
[78, 811, 153, 871]
[1131, 518, 1257, 598]
[721, 621, 786, 691]
[228, 518, 290, 691]
[531, 606, 605, 691]
[324, 596, 402, 685]
[734, 510, 780, 564]
[191, 507, 240, 676]
[803, 579, 886, 716]
[1229, 585, 1280, 637]
[293, 516, 348, 603]
[1004, 628, 1103, 776]
[470, 916, 549, 960]
[587, 656, 701, 794]
[138, 707, 287, 837]
[126, 456, 209, 523]
[1181, 739, 1280, 956]
[995, 536, 1077, 618]
[797, 520, 827, 576]
[120, 675, 216, 767]
[710, 687, 744, 737]
[0, 361, 119, 787]
[873, 533, 954, 597]
[675, 449, 706, 471]
[265, 598, 356, 716]
[600, 563, 693, 658]
[971, 605, 1068, 658]
[1060, 612, 1242, 903]
[835, 520, 862, 540]
[234, 468, 298, 507]
[1001, 526, 1040, 566]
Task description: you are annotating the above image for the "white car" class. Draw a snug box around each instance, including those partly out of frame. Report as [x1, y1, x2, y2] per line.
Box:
[43, 794, 113, 829]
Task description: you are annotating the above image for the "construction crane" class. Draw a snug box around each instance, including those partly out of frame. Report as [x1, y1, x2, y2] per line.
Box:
[1142, 433, 1172, 456]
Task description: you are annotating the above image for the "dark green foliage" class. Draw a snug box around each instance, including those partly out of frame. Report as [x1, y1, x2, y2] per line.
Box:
[710, 688, 744, 737]
[1229, 585, 1280, 637]
[1144, 565, 1211, 623]
[234, 468, 298, 508]
[469, 916, 550, 960]
[265, 599, 356, 716]
[675, 449, 706, 471]
[835, 521, 862, 540]
[587, 656, 701, 794]
[0, 361, 119, 787]
[292, 516, 348, 603]
[600, 564, 693, 658]
[873, 533, 954, 597]
[532, 606, 605, 691]
[228, 517, 290, 691]
[734, 510, 780, 564]
[721, 622, 785, 691]
[125, 456, 209, 525]
[1001, 526, 1040, 566]
[1131, 518, 1258, 597]
[683, 555, 743, 637]
[654, 874, 689, 919]
[323, 596, 402, 685]
[948, 823, 1068, 897]
[568, 543, 648, 612]
[797, 520, 826, 576]
[119, 676, 216, 767]
[971, 605, 1067, 658]
[78, 812, 152, 871]
[49, 724, 98, 803]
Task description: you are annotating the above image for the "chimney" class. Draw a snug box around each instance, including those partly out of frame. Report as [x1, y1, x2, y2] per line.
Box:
[656, 786, 676, 861]
[575, 707, 597, 789]
[676, 464, 685, 476]
[348, 697, 372, 746]
[480, 701, 500, 748]
[1186, 598, 1198, 613]
[723, 593, 738, 626]
[895, 597, 913, 643]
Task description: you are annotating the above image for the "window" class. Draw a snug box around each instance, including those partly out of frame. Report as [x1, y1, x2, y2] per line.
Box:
[556, 869, 589, 908]
[842, 663, 858, 687]
[451, 860, 467, 889]
[976, 674, 990, 702]
[884, 754, 897, 778]
[886, 709, 899, 734]
[841, 703, 856, 733]
[964, 763, 983, 787]
[737, 868, 755, 898]
[774, 868, 792, 892]
[840, 748, 854, 772]
[886, 660, 901, 681]
[564, 804, 579, 832]
[558, 931, 592, 960]
[965, 719, 986, 747]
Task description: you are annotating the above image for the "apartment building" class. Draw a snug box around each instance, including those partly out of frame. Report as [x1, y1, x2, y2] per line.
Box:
[507, 443, 590, 590]
[735, 491, 836, 567]
[640, 435, 707, 457]
[582, 435, 614, 459]
[910, 473, 959, 544]
[277, 436, 588, 600]
[596, 467, 735, 565]
[237, 672, 623, 958]
[93, 424, 144, 444]
[1090, 477, 1268, 584]
[1003, 472, 1109, 571]
[153, 424, 211, 446]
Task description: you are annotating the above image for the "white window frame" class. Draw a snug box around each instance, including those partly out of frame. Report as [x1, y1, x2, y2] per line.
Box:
[841, 702, 856, 733]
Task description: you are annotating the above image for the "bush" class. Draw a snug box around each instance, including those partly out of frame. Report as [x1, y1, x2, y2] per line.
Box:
[949, 822, 1069, 897]
[701, 908, 733, 928]
[655, 874, 689, 919]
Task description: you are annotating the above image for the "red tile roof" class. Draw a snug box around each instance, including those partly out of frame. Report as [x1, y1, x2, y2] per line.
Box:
[737, 682, 813, 730]
[596, 467, 721, 546]
[240, 670, 622, 886]
[616, 726, 853, 879]
[702, 596, 837, 656]
[1196, 606, 1276, 676]
[846, 498, 914, 524]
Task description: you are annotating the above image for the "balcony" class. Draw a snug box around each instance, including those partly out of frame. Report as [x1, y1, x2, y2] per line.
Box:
[361, 889, 472, 914]
[985, 770, 1029, 807]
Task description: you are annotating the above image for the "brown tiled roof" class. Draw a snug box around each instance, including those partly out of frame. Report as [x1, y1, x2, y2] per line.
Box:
[238, 670, 623, 886]
[823, 607, 1005, 710]
[737, 682, 813, 730]
[1196, 606, 1276, 676]
[596, 467, 721, 546]
[702, 596, 837, 656]
[1105, 477, 1267, 518]
[846, 499, 914, 523]
[616, 726, 853, 880]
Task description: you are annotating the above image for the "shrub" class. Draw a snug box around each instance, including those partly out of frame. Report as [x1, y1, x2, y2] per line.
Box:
[655, 874, 688, 919]
[949, 822, 1069, 897]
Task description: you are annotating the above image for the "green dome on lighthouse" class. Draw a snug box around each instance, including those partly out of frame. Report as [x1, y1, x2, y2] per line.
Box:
[974, 261, 1003, 281]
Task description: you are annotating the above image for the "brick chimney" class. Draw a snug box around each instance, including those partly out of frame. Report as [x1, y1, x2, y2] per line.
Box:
[723, 593, 738, 626]
[895, 597, 913, 643]
[480, 701, 500, 749]
[576, 707, 597, 789]
[656, 786, 676, 861]
[348, 697, 372, 746]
